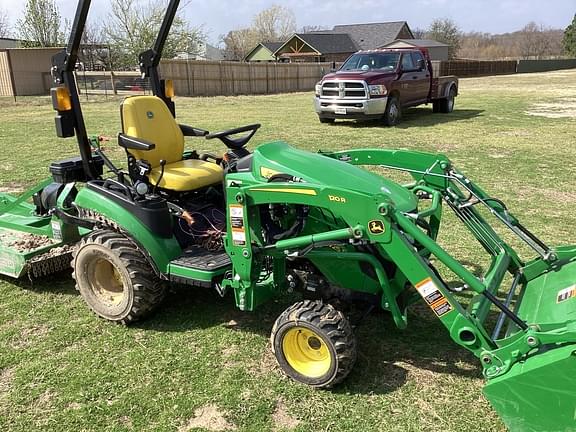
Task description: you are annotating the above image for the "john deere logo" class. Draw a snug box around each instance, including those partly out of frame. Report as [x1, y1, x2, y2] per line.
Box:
[368, 220, 385, 235]
[146, 111, 154, 119]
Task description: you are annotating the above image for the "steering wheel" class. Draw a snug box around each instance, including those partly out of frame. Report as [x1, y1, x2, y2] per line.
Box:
[205, 124, 261, 149]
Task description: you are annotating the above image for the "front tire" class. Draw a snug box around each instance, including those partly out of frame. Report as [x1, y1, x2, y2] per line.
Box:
[271, 300, 357, 388]
[383, 96, 401, 126]
[72, 230, 165, 324]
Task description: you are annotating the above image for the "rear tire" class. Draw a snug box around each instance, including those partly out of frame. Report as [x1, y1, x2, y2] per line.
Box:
[319, 116, 335, 124]
[383, 96, 401, 126]
[271, 300, 357, 388]
[72, 230, 165, 324]
[439, 86, 456, 113]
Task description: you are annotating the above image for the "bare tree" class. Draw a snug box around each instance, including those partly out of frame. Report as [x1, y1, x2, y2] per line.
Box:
[252, 5, 296, 42]
[426, 18, 461, 59]
[412, 27, 426, 39]
[17, 0, 64, 47]
[221, 28, 260, 61]
[103, 0, 205, 69]
[300, 25, 328, 34]
[0, 8, 9, 38]
[518, 22, 553, 59]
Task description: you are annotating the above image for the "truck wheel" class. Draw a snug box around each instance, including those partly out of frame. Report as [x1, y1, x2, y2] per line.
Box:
[439, 86, 456, 113]
[319, 116, 335, 124]
[72, 230, 165, 325]
[383, 96, 401, 126]
[271, 300, 357, 388]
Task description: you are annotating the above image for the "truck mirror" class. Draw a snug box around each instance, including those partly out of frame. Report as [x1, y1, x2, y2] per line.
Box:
[417, 59, 426, 71]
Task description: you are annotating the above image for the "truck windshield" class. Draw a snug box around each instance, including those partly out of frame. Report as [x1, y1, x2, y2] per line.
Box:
[340, 53, 401, 72]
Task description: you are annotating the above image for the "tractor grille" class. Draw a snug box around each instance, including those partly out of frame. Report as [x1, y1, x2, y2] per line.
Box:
[321, 81, 367, 99]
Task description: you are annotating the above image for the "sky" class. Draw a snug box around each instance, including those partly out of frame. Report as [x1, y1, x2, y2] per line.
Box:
[1, 0, 574, 44]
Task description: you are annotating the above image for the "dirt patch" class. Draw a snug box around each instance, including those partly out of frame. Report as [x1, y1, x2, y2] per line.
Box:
[0, 367, 14, 394]
[179, 405, 237, 432]
[249, 348, 278, 378]
[10, 324, 51, 349]
[28, 244, 73, 262]
[526, 98, 576, 118]
[272, 398, 300, 431]
[0, 182, 24, 194]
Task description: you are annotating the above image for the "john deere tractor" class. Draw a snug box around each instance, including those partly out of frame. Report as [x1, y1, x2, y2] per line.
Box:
[1, 1, 575, 430]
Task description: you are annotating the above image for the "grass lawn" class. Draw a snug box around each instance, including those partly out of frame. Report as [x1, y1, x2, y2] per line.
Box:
[0, 69, 575, 432]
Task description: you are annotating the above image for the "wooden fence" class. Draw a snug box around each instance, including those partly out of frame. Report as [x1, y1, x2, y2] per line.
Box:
[159, 60, 332, 96]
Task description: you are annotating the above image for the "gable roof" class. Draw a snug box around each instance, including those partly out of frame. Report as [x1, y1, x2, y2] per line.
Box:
[386, 39, 449, 48]
[275, 33, 358, 56]
[332, 22, 413, 50]
[262, 42, 283, 53]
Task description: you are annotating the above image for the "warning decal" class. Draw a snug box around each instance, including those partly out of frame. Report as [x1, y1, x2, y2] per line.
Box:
[415, 278, 453, 318]
[557, 285, 576, 304]
[229, 205, 246, 246]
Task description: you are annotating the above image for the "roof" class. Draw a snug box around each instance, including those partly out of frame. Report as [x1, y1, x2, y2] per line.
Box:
[262, 42, 283, 53]
[276, 33, 358, 55]
[331, 22, 413, 50]
[205, 43, 224, 61]
[385, 39, 449, 48]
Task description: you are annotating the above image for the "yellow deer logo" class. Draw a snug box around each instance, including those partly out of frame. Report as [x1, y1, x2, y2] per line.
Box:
[368, 220, 385, 235]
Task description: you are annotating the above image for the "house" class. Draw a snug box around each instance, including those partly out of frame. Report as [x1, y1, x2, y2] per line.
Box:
[331, 22, 414, 50]
[244, 42, 283, 62]
[274, 33, 358, 63]
[382, 39, 449, 61]
[0, 38, 20, 49]
[176, 42, 224, 61]
[245, 21, 415, 63]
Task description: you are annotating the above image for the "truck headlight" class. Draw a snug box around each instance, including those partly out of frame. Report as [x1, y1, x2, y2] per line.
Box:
[315, 83, 322, 97]
[369, 85, 387, 96]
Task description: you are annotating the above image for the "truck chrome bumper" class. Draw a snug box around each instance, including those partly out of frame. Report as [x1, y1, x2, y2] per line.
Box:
[314, 97, 388, 118]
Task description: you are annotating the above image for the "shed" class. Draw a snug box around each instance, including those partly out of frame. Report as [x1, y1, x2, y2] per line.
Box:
[382, 39, 449, 61]
[0, 48, 62, 97]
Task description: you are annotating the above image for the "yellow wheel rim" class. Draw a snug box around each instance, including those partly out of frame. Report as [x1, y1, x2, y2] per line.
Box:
[282, 326, 332, 378]
[88, 258, 125, 306]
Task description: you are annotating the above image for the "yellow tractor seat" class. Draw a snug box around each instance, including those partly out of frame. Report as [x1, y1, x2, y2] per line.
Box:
[120, 95, 223, 192]
[148, 159, 224, 191]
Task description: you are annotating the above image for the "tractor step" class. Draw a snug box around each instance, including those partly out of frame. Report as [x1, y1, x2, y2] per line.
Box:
[169, 247, 231, 288]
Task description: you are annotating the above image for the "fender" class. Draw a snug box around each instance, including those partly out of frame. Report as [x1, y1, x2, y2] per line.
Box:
[73, 185, 182, 274]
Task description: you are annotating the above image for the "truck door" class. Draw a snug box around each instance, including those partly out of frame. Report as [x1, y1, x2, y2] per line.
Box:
[411, 51, 431, 102]
[398, 52, 429, 105]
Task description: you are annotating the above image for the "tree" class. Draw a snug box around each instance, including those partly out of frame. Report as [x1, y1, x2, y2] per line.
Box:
[426, 18, 461, 59]
[17, 0, 64, 47]
[220, 28, 260, 61]
[518, 22, 553, 59]
[252, 5, 296, 42]
[563, 14, 576, 57]
[412, 28, 426, 39]
[0, 8, 9, 38]
[103, 0, 205, 70]
[300, 25, 328, 34]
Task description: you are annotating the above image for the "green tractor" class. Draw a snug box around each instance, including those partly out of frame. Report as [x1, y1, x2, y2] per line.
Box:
[1, 1, 576, 430]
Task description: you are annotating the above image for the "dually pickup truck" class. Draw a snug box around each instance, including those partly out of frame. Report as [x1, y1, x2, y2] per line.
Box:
[314, 48, 458, 126]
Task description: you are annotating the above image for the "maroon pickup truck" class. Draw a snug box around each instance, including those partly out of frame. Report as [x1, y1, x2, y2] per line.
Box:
[314, 48, 458, 126]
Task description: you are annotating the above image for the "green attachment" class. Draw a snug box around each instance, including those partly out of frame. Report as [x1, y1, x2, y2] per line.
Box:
[0, 183, 79, 278]
[483, 344, 576, 432]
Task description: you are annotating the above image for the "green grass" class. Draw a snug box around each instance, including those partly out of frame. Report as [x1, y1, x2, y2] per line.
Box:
[1, 69, 576, 432]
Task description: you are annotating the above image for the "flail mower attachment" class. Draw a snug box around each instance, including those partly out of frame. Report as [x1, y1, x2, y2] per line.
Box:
[0, 180, 80, 279]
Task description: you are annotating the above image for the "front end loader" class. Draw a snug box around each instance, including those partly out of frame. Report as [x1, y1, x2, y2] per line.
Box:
[0, 0, 575, 430]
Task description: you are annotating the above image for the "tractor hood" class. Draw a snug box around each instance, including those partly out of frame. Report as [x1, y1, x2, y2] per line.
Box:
[250, 141, 417, 212]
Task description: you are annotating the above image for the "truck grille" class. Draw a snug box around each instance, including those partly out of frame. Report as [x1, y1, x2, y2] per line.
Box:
[321, 81, 367, 99]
